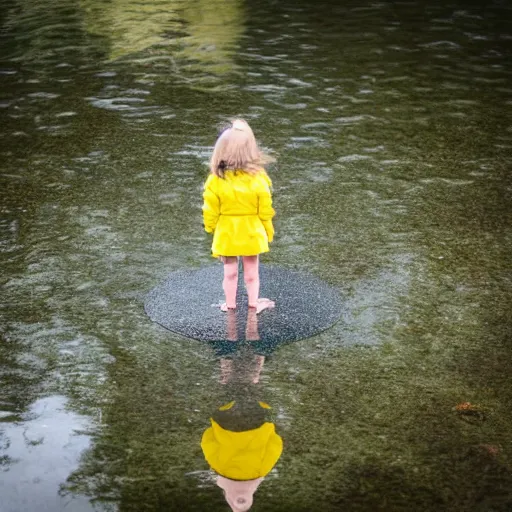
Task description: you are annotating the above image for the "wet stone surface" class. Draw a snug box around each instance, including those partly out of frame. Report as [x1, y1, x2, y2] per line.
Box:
[144, 264, 343, 350]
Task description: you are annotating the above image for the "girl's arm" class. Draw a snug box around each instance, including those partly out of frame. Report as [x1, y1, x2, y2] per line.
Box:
[257, 178, 275, 242]
[202, 175, 220, 233]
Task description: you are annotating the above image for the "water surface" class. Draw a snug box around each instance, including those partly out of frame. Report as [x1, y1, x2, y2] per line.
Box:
[1, 0, 512, 510]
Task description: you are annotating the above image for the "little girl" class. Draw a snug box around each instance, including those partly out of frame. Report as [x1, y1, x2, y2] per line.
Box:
[202, 119, 275, 314]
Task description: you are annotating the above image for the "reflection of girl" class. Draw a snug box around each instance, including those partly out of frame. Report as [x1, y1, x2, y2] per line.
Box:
[203, 309, 283, 511]
[202, 119, 276, 314]
[215, 308, 266, 385]
[201, 399, 283, 512]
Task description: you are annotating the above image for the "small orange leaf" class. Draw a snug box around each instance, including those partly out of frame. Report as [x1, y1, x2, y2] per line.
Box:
[478, 444, 499, 456]
[455, 402, 475, 411]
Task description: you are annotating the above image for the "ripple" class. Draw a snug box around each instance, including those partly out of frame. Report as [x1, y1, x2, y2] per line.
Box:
[444, 99, 479, 106]
[420, 40, 461, 49]
[288, 78, 313, 87]
[338, 154, 373, 162]
[281, 102, 308, 110]
[301, 122, 332, 130]
[363, 145, 385, 153]
[27, 92, 60, 99]
[87, 96, 145, 111]
[286, 136, 329, 149]
[245, 84, 288, 92]
[95, 71, 117, 77]
[335, 115, 377, 124]
[173, 145, 212, 159]
[419, 178, 474, 186]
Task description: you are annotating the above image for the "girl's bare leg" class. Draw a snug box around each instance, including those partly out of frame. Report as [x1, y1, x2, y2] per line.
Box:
[221, 257, 238, 311]
[242, 256, 275, 313]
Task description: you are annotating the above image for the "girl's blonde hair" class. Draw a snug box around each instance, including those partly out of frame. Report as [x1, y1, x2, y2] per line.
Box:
[210, 119, 274, 177]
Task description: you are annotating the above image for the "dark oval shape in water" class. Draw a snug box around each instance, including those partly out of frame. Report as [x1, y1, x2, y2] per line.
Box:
[144, 264, 343, 352]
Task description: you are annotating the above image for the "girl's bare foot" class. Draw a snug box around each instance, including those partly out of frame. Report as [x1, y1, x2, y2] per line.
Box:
[220, 303, 236, 312]
[249, 298, 275, 314]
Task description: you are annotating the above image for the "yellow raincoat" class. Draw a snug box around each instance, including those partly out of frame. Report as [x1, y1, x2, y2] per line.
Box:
[202, 170, 275, 258]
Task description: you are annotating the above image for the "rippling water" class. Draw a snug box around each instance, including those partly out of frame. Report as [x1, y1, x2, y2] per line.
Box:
[1, 0, 512, 511]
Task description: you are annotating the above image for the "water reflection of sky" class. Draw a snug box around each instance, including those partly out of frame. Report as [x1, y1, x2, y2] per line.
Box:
[1, 396, 92, 512]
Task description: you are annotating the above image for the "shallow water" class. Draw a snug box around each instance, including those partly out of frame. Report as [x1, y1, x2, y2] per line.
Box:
[1, 0, 512, 510]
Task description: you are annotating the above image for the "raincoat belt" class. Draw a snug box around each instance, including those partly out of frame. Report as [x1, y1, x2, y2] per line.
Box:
[220, 213, 257, 216]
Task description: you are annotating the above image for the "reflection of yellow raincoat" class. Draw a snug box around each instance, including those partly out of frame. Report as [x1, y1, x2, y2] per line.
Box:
[202, 170, 275, 258]
[201, 418, 283, 480]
